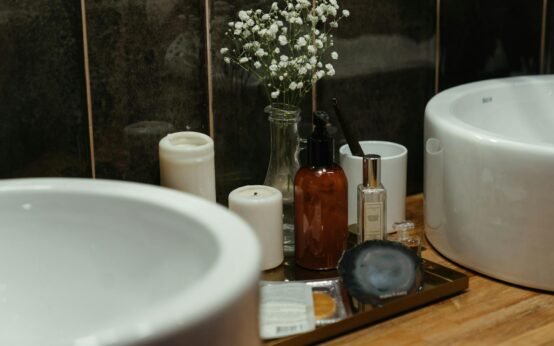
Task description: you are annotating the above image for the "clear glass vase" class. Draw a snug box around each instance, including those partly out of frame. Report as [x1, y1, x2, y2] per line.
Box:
[264, 103, 301, 255]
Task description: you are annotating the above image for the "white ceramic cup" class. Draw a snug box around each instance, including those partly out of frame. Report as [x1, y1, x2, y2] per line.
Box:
[339, 141, 408, 233]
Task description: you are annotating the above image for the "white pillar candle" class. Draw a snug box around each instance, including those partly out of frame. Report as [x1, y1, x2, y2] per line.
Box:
[229, 185, 283, 271]
[159, 131, 216, 202]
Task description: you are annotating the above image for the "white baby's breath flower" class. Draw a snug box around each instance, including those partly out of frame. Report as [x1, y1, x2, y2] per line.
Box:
[238, 10, 249, 21]
[269, 24, 279, 34]
[255, 49, 265, 57]
[222, 0, 348, 105]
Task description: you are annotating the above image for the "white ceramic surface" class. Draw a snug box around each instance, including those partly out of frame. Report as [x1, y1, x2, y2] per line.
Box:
[340, 141, 408, 232]
[0, 178, 261, 345]
[425, 75, 554, 291]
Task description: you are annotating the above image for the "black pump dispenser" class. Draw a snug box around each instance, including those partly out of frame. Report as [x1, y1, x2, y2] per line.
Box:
[307, 111, 334, 167]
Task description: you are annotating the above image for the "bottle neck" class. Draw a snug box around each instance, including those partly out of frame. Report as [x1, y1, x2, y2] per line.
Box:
[363, 154, 381, 188]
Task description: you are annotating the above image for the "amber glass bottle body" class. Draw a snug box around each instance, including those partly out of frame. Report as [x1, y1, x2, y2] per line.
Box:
[294, 165, 348, 270]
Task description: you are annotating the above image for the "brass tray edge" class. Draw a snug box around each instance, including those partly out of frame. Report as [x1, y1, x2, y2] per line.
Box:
[265, 260, 469, 346]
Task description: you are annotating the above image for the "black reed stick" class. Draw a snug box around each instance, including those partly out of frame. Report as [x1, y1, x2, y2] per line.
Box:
[332, 98, 364, 157]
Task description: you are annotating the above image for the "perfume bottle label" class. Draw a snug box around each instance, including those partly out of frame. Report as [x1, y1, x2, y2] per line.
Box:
[363, 202, 383, 240]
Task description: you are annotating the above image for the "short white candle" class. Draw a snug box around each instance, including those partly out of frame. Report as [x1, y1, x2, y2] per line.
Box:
[159, 132, 216, 202]
[229, 185, 283, 271]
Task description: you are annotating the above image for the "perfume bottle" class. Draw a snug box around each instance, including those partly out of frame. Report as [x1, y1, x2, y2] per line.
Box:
[294, 111, 348, 270]
[388, 220, 421, 256]
[358, 154, 387, 242]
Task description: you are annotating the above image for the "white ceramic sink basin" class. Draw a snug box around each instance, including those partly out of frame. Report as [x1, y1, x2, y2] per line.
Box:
[425, 75, 554, 290]
[0, 178, 261, 345]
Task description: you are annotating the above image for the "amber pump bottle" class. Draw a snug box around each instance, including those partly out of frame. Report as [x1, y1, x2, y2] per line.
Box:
[294, 111, 348, 270]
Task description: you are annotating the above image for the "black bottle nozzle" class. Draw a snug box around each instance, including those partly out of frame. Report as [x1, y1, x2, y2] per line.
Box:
[313, 111, 330, 137]
[308, 111, 334, 167]
[332, 98, 364, 157]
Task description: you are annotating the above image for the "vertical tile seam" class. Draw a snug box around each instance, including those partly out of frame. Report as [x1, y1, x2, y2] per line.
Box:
[80, 0, 96, 178]
[312, 0, 317, 112]
[434, 0, 441, 94]
[204, 0, 215, 138]
[540, 0, 548, 73]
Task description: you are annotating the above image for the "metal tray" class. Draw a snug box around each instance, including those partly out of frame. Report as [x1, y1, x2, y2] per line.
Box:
[262, 245, 468, 345]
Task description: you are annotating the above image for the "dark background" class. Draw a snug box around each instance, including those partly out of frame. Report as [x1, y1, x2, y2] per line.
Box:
[0, 0, 551, 203]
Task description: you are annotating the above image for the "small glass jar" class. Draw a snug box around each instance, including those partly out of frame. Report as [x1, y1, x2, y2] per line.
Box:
[388, 220, 421, 256]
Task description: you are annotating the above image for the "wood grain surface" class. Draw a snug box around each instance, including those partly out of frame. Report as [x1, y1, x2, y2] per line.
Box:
[322, 194, 554, 346]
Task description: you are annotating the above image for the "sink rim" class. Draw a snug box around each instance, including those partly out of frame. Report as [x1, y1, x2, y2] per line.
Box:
[0, 178, 261, 345]
[425, 75, 554, 154]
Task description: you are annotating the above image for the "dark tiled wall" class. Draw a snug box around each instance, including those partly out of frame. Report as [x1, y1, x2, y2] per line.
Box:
[439, 0, 543, 90]
[86, 1, 209, 184]
[546, 0, 554, 73]
[0, 1, 91, 177]
[318, 0, 436, 195]
[0, 0, 551, 200]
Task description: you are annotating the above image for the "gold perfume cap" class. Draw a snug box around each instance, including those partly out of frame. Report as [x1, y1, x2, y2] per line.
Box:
[363, 154, 381, 188]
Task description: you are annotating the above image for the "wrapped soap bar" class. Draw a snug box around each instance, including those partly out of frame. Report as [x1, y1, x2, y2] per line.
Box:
[305, 279, 350, 326]
[259, 282, 316, 339]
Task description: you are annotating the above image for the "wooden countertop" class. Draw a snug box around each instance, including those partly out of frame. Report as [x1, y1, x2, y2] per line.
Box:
[323, 194, 554, 345]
